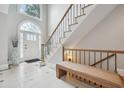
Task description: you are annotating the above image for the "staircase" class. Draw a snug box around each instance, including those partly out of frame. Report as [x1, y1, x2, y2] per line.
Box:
[42, 4, 93, 61]
[41, 4, 117, 64]
[40, 4, 124, 87]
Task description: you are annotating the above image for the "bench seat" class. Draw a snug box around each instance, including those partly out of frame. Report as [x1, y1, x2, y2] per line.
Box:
[56, 62, 124, 88]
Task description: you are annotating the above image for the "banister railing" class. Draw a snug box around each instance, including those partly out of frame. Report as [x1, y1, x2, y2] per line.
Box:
[90, 53, 115, 66]
[63, 47, 124, 73]
[46, 4, 73, 44]
[41, 4, 93, 59]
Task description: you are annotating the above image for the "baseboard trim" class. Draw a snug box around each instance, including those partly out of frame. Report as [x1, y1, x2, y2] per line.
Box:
[0, 64, 8, 71]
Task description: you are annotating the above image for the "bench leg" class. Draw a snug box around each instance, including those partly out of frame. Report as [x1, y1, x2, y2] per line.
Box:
[67, 72, 70, 80]
[67, 72, 73, 80]
[56, 67, 66, 79]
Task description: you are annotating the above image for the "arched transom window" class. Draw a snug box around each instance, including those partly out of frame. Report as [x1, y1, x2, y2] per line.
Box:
[20, 22, 40, 33]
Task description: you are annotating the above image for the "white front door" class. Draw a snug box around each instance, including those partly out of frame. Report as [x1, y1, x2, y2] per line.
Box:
[20, 31, 41, 61]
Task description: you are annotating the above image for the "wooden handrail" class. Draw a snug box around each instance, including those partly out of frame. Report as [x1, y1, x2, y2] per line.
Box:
[90, 53, 115, 66]
[45, 4, 73, 44]
[82, 4, 93, 9]
[64, 48, 124, 54]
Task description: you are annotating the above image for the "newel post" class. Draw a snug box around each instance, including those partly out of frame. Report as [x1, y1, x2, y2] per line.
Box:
[41, 44, 45, 62]
[62, 46, 64, 61]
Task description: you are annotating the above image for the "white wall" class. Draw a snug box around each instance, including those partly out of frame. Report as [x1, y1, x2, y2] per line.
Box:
[0, 12, 8, 69]
[41, 4, 48, 42]
[47, 4, 70, 36]
[75, 5, 124, 69]
[0, 4, 9, 14]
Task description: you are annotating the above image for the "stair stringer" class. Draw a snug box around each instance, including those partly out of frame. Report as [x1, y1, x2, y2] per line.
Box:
[63, 4, 118, 48]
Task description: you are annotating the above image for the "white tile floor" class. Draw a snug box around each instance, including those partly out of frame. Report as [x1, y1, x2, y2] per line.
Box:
[0, 62, 93, 88]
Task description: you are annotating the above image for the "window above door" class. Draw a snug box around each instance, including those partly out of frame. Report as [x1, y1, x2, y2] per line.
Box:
[19, 4, 40, 19]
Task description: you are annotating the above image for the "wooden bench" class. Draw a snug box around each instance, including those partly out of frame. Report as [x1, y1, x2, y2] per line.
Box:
[56, 62, 124, 88]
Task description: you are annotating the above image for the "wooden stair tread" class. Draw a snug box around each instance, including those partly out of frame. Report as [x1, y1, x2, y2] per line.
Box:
[57, 62, 124, 87]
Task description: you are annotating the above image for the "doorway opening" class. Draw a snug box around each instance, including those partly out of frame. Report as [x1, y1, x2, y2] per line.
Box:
[19, 21, 41, 62]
